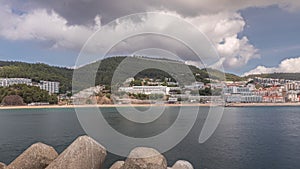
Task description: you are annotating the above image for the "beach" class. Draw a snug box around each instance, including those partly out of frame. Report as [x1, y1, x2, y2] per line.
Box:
[227, 102, 300, 107]
[1, 102, 300, 109]
[0, 103, 214, 109]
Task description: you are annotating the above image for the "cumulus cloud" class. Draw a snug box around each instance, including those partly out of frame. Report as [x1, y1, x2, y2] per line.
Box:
[1, 0, 299, 70]
[243, 57, 300, 76]
[186, 12, 260, 69]
[0, 4, 258, 69]
[7, 0, 300, 24]
[0, 3, 96, 50]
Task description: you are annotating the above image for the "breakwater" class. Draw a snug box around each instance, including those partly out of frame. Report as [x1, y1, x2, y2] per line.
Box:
[0, 136, 194, 169]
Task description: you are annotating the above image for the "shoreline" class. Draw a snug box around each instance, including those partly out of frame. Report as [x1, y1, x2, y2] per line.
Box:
[1, 102, 300, 109]
[0, 103, 214, 110]
[226, 102, 300, 107]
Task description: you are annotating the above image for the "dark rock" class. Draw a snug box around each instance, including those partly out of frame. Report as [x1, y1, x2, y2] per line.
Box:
[6, 143, 58, 169]
[45, 135, 106, 169]
[122, 147, 167, 169]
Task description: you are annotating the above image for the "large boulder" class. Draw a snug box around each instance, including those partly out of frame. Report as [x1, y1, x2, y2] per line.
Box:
[122, 147, 167, 169]
[0, 162, 6, 169]
[109, 161, 124, 169]
[45, 135, 106, 169]
[171, 160, 194, 169]
[6, 143, 58, 169]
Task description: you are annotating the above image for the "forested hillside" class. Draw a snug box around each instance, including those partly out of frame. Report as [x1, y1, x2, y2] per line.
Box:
[0, 61, 73, 93]
[0, 84, 58, 105]
[246, 73, 300, 81]
[0, 57, 244, 93]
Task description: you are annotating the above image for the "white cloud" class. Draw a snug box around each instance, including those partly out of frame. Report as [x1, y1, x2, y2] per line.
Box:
[186, 12, 260, 69]
[2, 0, 299, 70]
[0, 4, 96, 50]
[7, 0, 300, 25]
[159, 0, 300, 15]
[0, 5, 258, 70]
[243, 57, 300, 76]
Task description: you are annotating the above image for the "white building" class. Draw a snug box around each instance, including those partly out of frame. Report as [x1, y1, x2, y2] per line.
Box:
[0, 78, 32, 87]
[225, 93, 262, 103]
[39, 81, 60, 94]
[223, 86, 251, 94]
[184, 82, 204, 90]
[223, 86, 262, 103]
[287, 91, 299, 102]
[286, 82, 300, 91]
[119, 86, 167, 95]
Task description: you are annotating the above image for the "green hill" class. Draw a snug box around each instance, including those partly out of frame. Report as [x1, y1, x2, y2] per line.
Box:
[245, 73, 300, 81]
[0, 61, 73, 93]
[0, 57, 244, 93]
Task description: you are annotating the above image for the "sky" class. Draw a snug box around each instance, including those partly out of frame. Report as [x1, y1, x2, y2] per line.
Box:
[0, 0, 299, 76]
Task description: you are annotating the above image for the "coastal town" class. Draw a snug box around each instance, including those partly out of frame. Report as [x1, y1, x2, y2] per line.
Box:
[71, 76, 300, 105]
[1, 75, 300, 106]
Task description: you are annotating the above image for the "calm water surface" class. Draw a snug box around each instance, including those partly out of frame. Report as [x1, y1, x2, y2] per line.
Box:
[0, 106, 299, 169]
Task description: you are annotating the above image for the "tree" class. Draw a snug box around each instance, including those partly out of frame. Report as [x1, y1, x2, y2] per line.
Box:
[0, 84, 58, 104]
[1, 95, 25, 106]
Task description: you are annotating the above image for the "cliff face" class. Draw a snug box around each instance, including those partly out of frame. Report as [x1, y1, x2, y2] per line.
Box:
[97, 96, 112, 104]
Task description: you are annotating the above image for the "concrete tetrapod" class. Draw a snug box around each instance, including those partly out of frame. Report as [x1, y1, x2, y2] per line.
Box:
[121, 147, 167, 169]
[45, 135, 107, 169]
[6, 143, 58, 169]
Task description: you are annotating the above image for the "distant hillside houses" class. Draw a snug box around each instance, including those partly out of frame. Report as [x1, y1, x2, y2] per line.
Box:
[223, 85, 262, 103]
[224, 77, 300, 103]
[0, 78, 59, 94]
[254, 77, 300, 87]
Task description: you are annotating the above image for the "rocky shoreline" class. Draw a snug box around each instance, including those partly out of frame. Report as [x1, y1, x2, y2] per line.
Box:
[0, 136, 194, 169]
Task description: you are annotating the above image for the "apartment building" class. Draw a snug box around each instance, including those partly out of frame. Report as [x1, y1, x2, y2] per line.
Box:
[0, 78, 32, 87]
[39, 81, 60, 94]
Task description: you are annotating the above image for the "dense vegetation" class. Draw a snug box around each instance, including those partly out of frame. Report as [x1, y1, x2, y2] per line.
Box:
[0, 84, 58, 104]
[246, 73, 300, 81]
[0, 57, 244, 93]
[74, 56, 245, 90]
[1, 95, 24, 106]
[0, 61, 73, 93]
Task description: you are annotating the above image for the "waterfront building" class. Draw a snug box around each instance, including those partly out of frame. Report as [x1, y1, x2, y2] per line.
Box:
[184, 82, 204, 90]
[286, 91, 299, 102]
[286, 82, 300, 91]
[147, 81, 163, 86]
[119, 86, 167, 95]
[262, 96, 285, 103]
[167, 82, 179, 86]
[39, 81, 60, 94]
[223, 86, 251, 94]
[168, 97, 178, 103]
[225, 93, 262, 103]
[240, 94, 262, 103]
[223, 86, 262, 103]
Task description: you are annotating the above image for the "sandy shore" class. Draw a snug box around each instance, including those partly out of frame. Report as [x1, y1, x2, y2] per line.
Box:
[0, 103, 217, 110]
[1, 102, 300, 110]
[227, 102, 300, 107]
